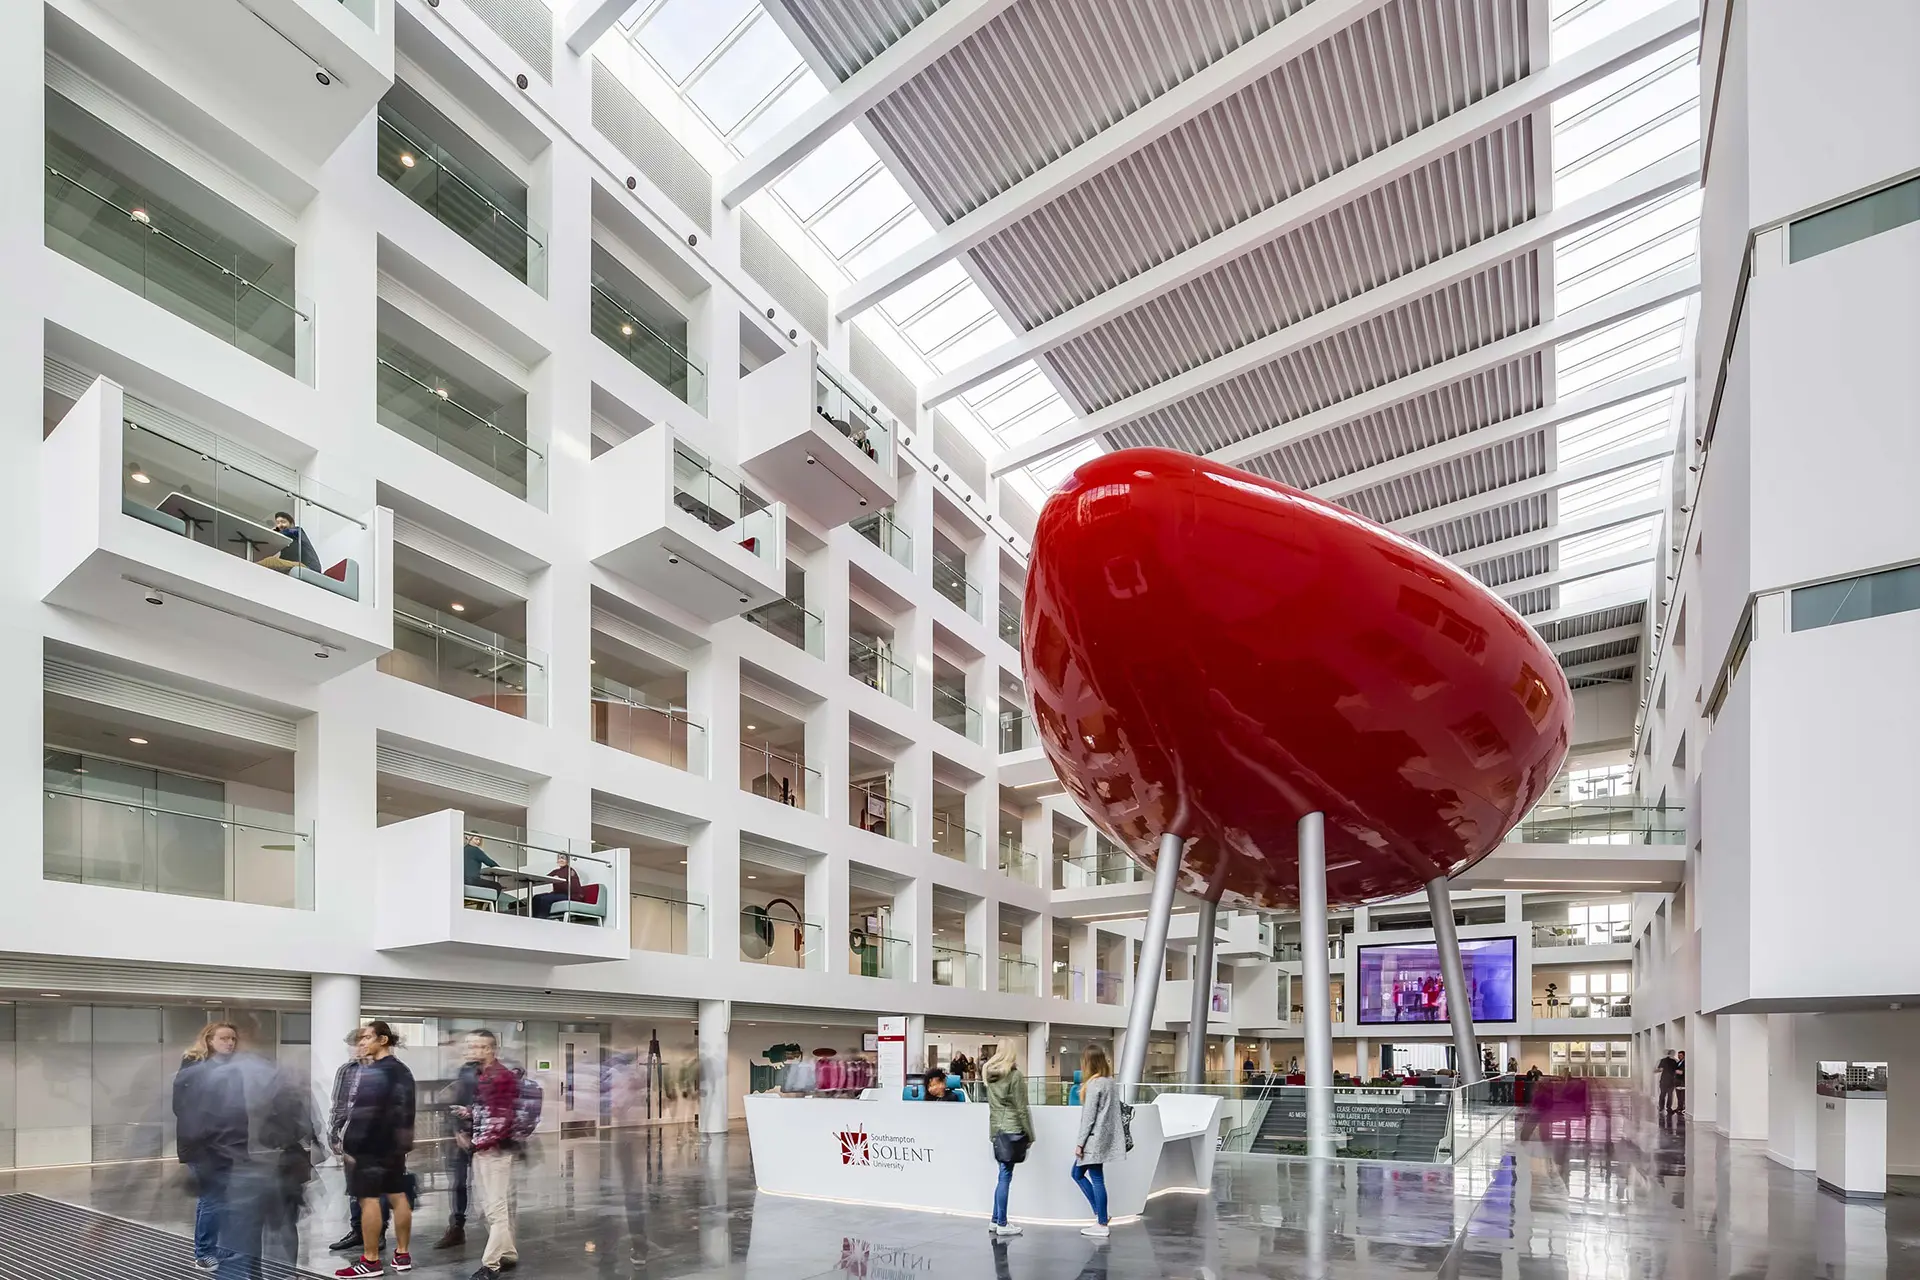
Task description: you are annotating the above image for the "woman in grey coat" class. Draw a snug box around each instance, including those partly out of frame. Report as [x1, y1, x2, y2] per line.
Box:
[1070, 1046, 1123, 1236]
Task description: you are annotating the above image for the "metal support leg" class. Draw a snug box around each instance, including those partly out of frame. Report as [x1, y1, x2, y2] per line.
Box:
[1118, 832, 1184, 1089]
[1184, 895, 1219, 1085]
[1426, 876, 1481, 1085]
[1298, 811, 1334, 1158]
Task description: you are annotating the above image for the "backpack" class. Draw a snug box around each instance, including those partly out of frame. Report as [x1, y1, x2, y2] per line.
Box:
[511, 1068, 543, 1141]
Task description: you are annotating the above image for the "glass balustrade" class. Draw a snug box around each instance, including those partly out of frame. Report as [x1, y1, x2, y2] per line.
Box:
[932, 945, 981, 989]
[43, 784, 312, 910]
[849, 783, 911, 843]
[999, 955, 1040, 997]
[1052, 963, 1084, 1000]
[376, 344, 542, 504]
[932, 551, 983, 619]
[852, 511, 912, 568]
[814, 361, 895, 472]
[1536, 997, 1633, 1020]
[118, 414, 371, 601]
[739, 741, 822, 814]
[849, 638, 912, 704]
[1062, 844, 1142, 887]
[743, 596, 823, 656]
[590, 675, 706, 773]
[1532, 920, 1635, 948]
[376, 104, 546, 291]
[929, 812, 980, 865]
[379, 597, 547, 722]
[999, 604, 1022, 649]
[998, 707, 1037, 753]
[672, 443, 779, 562]
[339, 0, 376, 26]
[931, 684, 982, 743]
[850, 931, 911, 980]
[740, 909, 824, 969]
[591, 275, 706, 412]
[45, 146, 309, 378]
[1094, 969, 1124, 1005]
[460, 832, 610, 926]
[629, 888, 708, 956]
[997, 837, 1040, 885]
[1508, 797, 1684, 844]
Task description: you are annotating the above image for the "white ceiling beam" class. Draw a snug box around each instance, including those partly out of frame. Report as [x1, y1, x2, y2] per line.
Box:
[719, 0, 1022, 208]
[1494, 550, 1655, 601]
[562, 0, 634, 55]
[985, 151, 1698, 473]
[1561, 655, 1643, 680]
[1392, 437, 1671, 536]
[831, 0, 1398, 321]
[1208, 264, 1697, 471]
[1549, 624, 1643, 657]
[1311, 365, 1686, 502]
[975, 2, 1700, 467]
[1456, 497, 1666, 569]
[1520, 590, 1647, 630]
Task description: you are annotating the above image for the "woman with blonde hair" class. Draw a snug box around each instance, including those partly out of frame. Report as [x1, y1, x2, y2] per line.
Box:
[173, 1022, 241, 1270]
[1070, 1045, 1123, 1238]
[982, 1042, 1034, 1236]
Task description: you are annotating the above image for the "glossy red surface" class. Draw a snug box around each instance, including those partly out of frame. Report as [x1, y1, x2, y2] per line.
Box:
[1022, 449, 1571, 908]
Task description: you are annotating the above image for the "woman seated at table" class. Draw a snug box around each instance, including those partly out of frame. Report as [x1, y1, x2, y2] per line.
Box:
[531, 853, 586, 920]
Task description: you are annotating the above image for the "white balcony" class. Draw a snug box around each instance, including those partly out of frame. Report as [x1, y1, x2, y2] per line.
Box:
[41, 378, 393, 674]
[590, 427, 786, 621]
[88, 0, 393, 167]
[373, 810, 631, 965]
[737, 343, 899, 527]
[85, 0, 389, 166]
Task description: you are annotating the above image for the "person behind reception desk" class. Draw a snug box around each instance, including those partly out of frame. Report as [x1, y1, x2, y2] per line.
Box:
[922, 1070, 962, 1101]
[983, 1043, 1035, 1238]
[1070, 1047, 1124, 1239]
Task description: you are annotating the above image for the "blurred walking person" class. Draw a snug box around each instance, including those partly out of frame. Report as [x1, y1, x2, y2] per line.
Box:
[435, 1034, 488, 1250]
[334, 1021, 417, 1277]
[982, 1043, 1034, 1236]
[173, 1022, 241, 1271]
[327, 1029, 393, 1255]
[462, 1030, 524, 1278]
[1070, 1046, 1124, 1238]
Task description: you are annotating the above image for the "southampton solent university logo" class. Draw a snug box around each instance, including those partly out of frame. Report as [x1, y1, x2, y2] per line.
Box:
[838, 1128, 870, 1165]
[834, 1128, 933, 1170]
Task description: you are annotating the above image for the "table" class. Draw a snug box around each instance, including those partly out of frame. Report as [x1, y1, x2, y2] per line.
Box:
[478, 866, 567, 916]
[157, 492, 291, 562]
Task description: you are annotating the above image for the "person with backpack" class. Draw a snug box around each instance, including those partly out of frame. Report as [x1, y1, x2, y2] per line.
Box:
[982, 1043, 1034, 1237]
[1069, 1046, 1124, 1238]
[461, 1029, 525, 1278]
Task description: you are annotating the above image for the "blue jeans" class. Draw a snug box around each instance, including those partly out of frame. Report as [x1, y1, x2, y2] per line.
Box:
[992, 1160, 1015, 1225]
[1070, 1163, 1107, 1225]
[192, 1162, 228, 1261]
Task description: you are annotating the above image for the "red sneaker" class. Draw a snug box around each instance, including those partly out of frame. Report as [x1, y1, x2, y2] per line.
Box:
[392, 1253, 414, 1272]
[335, 1258, 384, 1277]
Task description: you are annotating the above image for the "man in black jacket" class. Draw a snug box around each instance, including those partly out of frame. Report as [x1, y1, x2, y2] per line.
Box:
[327, 1030, 392, 1254]
[332, 1022, 417, 1277]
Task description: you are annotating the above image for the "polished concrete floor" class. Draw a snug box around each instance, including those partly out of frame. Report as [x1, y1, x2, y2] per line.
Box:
[4, 1102, 1918, 1277]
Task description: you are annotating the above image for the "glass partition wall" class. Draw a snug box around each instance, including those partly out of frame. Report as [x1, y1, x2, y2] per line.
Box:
[590, 260, 706, 413]
[376, 95, 546, 291]
[376, 336, 541, 505]
[45, 91, 308, 378]
[380, 598, 547, 722]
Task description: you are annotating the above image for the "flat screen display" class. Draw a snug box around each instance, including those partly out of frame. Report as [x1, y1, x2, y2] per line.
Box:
[1355, 936, 1517, 1025]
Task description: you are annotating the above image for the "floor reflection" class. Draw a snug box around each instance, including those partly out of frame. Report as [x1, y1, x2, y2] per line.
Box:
[4, 1094, 1919, 1278]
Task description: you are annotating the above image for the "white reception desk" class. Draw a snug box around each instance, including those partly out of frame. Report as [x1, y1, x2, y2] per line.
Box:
[744, 1092, 1223, 1225]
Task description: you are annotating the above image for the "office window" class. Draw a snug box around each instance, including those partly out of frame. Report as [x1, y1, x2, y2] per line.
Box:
[1569, 763, 1632, 798]
[1789, 175, 1920, 263]
[1790, 563, 1920, 631]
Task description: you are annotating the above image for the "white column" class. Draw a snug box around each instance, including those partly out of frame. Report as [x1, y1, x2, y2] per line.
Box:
[1298, 812, 1333, 1157]
[906, 1013, 927, 1076]
[1721, 1013, 1770, 1139]
[698, 999, 730, 1134]
[310, 974, 362, 1132]
[1356, 1037, 1371, 1081]
[1025, 1021, 1051, 1082]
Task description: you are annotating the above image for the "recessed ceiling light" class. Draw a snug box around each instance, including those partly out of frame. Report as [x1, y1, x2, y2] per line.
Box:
[434, 387, 449, 399]
[130, 466, 150, 484]
[129, 208, 150, 224]
[449, 602, 465, 612]
[747, 874, 757, 880]
[40, 992, 61, 998]
[679, 859, 687, 865]
[128, 736, 148, 745]
[620, 324, 633, 337]
[746, 724, 757, 731]
[400, 153, 416, 168]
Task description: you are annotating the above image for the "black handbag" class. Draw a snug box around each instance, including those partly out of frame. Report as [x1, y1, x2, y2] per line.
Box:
[992, 1131, 1030, 1164]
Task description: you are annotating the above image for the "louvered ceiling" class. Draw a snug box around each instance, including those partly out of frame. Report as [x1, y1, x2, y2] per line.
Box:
[777, 0, 1660, 685]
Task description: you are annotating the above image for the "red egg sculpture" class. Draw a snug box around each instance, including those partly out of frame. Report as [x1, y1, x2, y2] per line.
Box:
[1023, 448, 1571, 909]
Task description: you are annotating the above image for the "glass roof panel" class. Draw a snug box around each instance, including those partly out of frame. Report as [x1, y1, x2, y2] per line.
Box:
[685, 15, 803, 135]
[731, 74, 826, 151]
[637, 0, 756, 86]
[880, 260, 971, 324]
[1559, 562, 1653, 610]
[903, 287, 996, 351]
[844, 210, 936, 275]
[772, 127, 881, 221]
[926, 314, 1015, 372]
[1556, 388, 1677, 463]
[1559, 459, 1665, 520]
[812, 171, 915, 257]
[1561, 515, 1657, 565]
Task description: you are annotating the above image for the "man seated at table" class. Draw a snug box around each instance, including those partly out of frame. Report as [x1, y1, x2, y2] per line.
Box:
[531, 852, 586, 921]
[921, 1070, 962, 1102]
[464, 836, 499, 893]
[257, 510, 324, 574]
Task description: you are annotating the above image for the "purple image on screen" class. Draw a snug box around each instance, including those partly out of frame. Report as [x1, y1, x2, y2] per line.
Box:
[1354, 937, 1517, 1024]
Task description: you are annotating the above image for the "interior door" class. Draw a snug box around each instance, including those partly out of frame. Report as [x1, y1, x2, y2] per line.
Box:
[560, 1035, 602, 1138]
